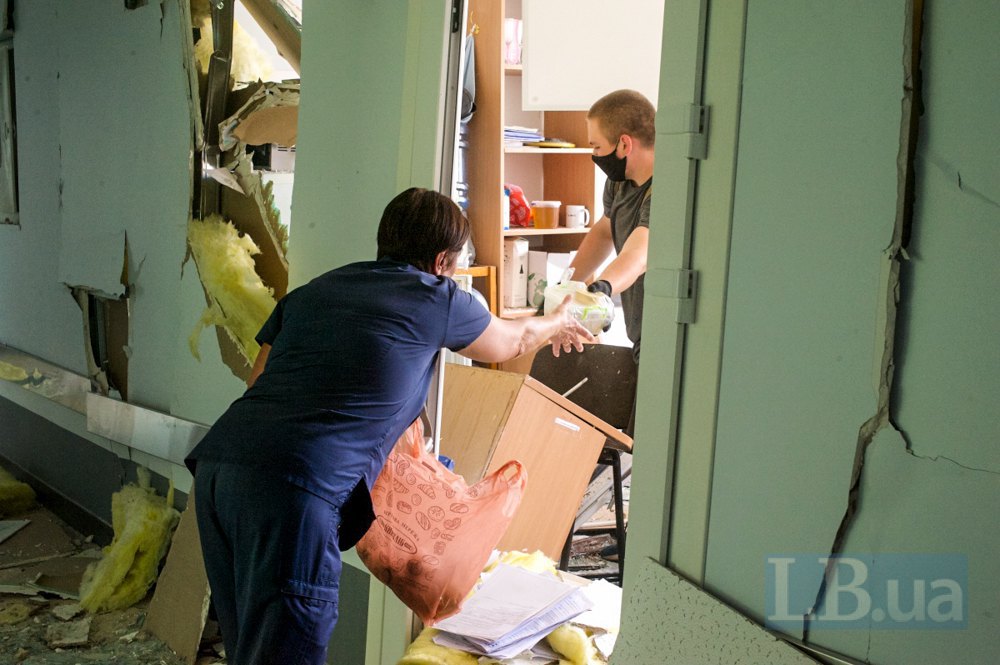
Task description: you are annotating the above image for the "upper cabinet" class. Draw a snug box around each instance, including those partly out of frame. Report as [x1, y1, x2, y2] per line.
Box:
[521, 0, 665, 110]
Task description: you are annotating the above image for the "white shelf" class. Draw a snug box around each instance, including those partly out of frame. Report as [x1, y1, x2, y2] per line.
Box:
[503, 227, 590, 237]
[504, 146, 593, 155]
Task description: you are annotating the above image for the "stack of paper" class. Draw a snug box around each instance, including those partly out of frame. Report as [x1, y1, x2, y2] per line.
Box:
[432, 564, 593, 659]
[504, 125, 544, 147]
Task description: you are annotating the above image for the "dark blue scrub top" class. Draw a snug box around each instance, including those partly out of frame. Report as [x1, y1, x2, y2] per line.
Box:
[186, 259, 490, 543]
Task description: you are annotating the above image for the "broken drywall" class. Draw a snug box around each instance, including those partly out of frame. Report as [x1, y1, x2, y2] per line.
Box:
[219, 81, 299, 150]
[53, 0, 194, 412]
[891, 0, 1000, 473]
[803, 0, 922, 640]
[169, 260, 248, 424]
[808, 428, 1000, 664]
[217, 151, 290, 297]
[145, 497, 210, 665]
[703, 0, 905, 637]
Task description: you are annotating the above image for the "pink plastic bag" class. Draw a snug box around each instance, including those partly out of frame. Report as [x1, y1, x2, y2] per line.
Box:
[356, 419, 527, 624]
[505, 183, 532, 227]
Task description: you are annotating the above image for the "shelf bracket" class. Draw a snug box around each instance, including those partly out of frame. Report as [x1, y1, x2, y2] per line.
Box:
[647, 268, 698, 324]
[656, 103, 709, 160]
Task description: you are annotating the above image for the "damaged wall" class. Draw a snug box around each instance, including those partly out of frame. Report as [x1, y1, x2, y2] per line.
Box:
[54, 0, 197, 413]
[698, 1, 999, 662]
[0, 0, 246, 515]
[812, 1, 1000, 661]
[704, 0, 903, 632]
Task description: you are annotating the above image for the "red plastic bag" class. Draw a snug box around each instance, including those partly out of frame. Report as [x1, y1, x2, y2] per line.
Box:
[505, 183, 532, 227]
[356, 419, 527, 624]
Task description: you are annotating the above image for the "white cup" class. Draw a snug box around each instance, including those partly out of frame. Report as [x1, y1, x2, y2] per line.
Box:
[565, 205, 590, 229]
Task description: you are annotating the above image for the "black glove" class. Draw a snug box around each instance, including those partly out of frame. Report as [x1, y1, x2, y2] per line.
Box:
[587, 280, 614, 332]
[587, 279, 612, 297]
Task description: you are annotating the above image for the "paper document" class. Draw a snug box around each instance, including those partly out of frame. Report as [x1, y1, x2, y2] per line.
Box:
[571, 578, 622, 632]
[432, 564, 594, 659]
[434, 564, 583, 641]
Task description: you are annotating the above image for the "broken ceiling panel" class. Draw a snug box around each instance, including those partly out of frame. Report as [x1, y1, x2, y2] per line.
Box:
[240, 0, 302, 75]
[616, 558, 818, 664]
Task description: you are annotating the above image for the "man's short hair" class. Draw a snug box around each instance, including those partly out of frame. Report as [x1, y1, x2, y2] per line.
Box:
[588, 89, 656, 147]
[377, 188, 470, 273]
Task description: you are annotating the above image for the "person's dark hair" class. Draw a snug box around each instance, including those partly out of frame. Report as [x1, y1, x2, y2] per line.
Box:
[377, 188, 470, 273]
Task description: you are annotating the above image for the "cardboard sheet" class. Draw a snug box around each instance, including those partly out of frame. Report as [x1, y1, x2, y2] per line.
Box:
[219, 81, 299, 150]
[145, 499, 210, 665]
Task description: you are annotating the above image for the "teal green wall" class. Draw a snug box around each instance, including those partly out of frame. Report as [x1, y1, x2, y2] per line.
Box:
[698, 1, 999, 662]
[0, 1, 87, 373]
[290, 1, 448, 287]
[814, 2, 1000, 661]
[705, 0, 904, 634]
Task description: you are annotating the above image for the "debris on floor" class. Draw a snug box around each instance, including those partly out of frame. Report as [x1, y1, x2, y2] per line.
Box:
[0, 468, 37, 517]
[565, 473, 630, 583]
[0, 480, 188, 665]
[78, 471, 180, 613]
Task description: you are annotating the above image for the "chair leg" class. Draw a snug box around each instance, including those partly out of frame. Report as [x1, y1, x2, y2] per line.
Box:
[559, 529, 573, 571]
[608, 449, 626, 580]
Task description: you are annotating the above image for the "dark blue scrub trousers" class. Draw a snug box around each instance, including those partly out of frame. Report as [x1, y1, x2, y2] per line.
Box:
[194, 461, 343, 665]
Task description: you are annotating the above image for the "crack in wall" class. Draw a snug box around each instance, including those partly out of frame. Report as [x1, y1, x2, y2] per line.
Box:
[904, 450, 1000, 476]
[803, 0, 924, 643]
[923, 152, 1000, 210]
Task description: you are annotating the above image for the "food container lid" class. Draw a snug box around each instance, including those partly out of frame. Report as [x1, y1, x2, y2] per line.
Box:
[530, 200, 561, 208]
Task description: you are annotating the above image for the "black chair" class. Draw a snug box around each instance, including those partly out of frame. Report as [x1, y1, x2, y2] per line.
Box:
[529, 344, 637, 582]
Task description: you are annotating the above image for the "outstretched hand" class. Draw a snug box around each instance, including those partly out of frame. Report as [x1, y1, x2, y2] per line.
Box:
[550, 296, 595, 357]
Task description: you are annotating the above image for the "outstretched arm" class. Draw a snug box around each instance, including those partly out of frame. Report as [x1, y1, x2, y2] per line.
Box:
[458, 297, 595, 363]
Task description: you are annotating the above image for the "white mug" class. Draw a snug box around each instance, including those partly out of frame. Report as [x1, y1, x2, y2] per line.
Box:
[565, 205, 590, 229]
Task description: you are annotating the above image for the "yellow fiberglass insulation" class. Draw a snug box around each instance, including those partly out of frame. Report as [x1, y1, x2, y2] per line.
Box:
[0, 467, 36, 516]
[546, 623, 599, 665]
[78, 482, 180, 613]
[187, 215, 276, 366]
[486, 549, 558, 576]
[192, 14, 274, 85]
[0, 360, 29, 382]
[397, 629, 479, 665]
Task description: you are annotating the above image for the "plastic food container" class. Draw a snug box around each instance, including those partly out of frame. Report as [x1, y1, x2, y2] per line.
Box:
[530, 200, 561, 229]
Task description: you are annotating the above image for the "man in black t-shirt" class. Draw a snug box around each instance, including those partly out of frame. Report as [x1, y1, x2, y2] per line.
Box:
[569, 89, 656, 365]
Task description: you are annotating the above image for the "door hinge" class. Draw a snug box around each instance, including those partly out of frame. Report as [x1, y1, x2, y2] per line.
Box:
[451, 0, 462, 33]
[657, 104, 709, 160]
[648, 268, 698, 324]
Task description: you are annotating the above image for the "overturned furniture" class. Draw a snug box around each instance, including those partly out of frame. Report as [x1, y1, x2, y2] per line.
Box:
[529, 344, 638, 582]
[440, 364, 632, 561]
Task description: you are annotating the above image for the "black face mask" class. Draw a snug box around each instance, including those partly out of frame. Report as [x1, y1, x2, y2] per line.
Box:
[592, 139, 627, 181]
